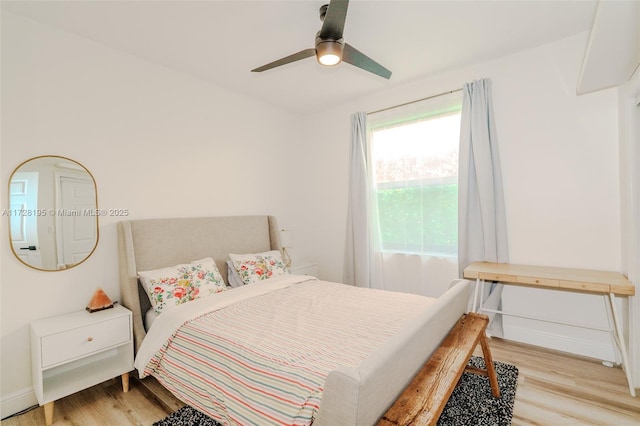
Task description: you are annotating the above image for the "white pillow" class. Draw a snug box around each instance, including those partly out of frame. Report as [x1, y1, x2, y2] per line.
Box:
[138, 259, 226, 315]
[144, 308, 158, 331]
[226, 260, 245, 288]
[228, 250, 287, 285]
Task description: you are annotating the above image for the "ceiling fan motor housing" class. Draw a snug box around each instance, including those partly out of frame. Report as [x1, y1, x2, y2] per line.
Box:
[315, 36, 344, 65]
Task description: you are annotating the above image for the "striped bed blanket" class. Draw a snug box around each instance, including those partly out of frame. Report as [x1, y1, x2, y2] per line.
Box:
[136, 275, 435, 426]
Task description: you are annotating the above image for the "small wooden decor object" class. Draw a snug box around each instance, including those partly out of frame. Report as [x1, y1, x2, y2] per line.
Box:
[86, 288, 114, 313]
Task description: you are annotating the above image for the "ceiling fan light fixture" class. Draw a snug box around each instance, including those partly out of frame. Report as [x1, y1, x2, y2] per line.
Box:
[316, 40, 343, 66]
[319, 52, 340, 66]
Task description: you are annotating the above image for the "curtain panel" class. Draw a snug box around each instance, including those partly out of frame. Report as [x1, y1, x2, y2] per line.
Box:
[458, 78, 509, 336]
[344, 112, 371, 288]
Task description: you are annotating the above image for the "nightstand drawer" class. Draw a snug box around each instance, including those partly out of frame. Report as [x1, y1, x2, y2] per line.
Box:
[41, 315, 130, 368]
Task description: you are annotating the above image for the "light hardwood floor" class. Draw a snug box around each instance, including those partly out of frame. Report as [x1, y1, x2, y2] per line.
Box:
[2, 338, 639, 425]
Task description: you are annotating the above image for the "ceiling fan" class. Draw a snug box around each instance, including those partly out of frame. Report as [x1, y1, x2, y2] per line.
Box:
[251, 0, 392, 79]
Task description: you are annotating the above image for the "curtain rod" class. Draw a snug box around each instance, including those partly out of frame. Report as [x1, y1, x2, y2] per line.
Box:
[367, 87, 463, 115]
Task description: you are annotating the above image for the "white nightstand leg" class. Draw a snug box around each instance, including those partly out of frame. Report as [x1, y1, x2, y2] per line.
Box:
[44, 401, 54, 426]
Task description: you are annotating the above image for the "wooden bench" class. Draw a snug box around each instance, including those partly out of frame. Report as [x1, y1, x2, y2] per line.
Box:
[377, 313, 501, 426]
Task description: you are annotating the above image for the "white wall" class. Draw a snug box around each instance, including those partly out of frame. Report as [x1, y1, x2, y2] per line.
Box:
[293, 31, 624, 361]
[0, 12, 299, 416]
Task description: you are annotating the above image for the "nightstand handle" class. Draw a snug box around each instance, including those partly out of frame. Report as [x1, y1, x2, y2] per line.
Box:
[87, 337, 93, 342]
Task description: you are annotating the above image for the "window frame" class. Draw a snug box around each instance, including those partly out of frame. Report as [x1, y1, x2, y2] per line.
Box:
[368, 102, 462, 257]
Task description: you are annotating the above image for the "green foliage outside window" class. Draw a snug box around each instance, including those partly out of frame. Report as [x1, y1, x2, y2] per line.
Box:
[376, 183, 458, 255]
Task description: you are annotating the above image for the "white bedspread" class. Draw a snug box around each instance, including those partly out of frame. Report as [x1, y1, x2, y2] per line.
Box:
[135, 274, 313, 374]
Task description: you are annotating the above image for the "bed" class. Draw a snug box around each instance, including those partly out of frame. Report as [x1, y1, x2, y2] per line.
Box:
[117, 215, 472, 426]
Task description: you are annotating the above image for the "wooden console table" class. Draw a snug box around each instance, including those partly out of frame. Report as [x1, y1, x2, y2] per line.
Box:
[463, 262, 636, 397]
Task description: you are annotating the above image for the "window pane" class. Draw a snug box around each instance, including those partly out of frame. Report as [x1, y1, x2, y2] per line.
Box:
[371, 112, 460, 256]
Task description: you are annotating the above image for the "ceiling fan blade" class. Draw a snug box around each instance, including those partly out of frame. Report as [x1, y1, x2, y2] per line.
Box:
[342, 43, 392, 79]
[251, 48, 316, 73]
[319, 0, 349, 40]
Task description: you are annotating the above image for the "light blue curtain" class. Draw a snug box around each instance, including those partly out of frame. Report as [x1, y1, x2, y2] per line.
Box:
[344, 112, 371, 287]
[458, 78, 509, 336]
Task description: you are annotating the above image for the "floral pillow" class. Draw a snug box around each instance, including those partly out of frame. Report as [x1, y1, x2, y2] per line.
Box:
[228, 250, 287, 285]
[138, 259, 226, 315]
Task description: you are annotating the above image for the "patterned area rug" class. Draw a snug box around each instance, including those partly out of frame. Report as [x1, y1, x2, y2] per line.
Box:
[437, 357, 518, 426]
[153, 356, 518, 426]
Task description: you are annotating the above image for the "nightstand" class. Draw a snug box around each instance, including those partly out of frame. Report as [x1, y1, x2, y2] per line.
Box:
[289, 261, 318, 277]
[30, 304, 133, 425]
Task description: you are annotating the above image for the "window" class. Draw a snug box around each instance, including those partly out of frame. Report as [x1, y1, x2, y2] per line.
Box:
[369, 96, 462, 256]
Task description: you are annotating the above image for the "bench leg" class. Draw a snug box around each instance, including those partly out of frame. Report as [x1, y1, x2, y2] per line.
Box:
[479, 333, 501, 398]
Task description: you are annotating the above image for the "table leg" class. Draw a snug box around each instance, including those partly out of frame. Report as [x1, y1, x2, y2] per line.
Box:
[607, 293, 636, 397]
[472, 278, 480, 312]
[44, 401, 54, 426]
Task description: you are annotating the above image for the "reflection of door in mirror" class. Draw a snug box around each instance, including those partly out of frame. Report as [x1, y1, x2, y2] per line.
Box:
[9, 172, 43, 268]
[56, 174, 97, 269]
[8, 155, 99, 271]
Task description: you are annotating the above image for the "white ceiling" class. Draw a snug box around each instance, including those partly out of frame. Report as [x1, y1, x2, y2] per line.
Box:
[2, 0, 599, 114]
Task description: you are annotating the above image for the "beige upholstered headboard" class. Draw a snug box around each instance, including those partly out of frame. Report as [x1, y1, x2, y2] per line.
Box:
[117, 215, 282, 353]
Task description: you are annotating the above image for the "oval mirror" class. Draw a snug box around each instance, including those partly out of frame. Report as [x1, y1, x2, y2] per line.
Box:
[7, 155, 99, 271]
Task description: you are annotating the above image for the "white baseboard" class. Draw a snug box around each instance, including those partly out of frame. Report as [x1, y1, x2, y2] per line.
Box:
[0, 387, 38, 420]
[503, 324, 617, 363]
